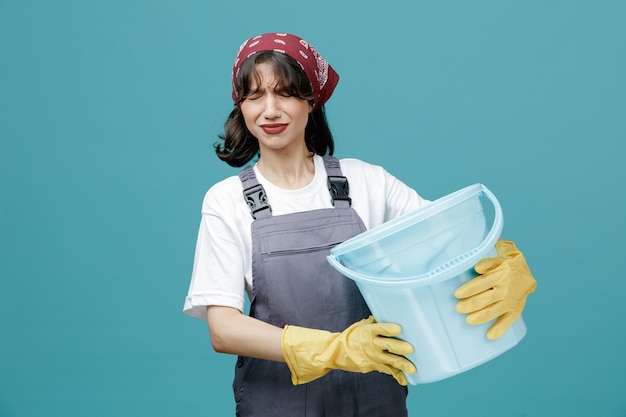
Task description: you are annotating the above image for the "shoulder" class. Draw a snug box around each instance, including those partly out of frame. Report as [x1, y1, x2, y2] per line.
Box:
[201, 174, 246, 216]
[338, 157, 389, 185]
[338, 157, 382, 171]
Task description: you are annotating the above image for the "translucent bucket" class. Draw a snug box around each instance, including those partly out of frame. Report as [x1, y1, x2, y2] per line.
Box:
[327, 184, 527, 384]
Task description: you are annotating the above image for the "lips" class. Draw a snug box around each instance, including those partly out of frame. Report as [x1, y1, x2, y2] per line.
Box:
[260, 123, 288, 134]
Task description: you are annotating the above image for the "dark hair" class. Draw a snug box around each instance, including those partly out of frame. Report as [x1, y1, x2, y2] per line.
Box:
[215, 51, 334, 167]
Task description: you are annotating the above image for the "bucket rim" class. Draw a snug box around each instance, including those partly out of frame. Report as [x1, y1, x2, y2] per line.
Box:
[331, 183, 487, 257]
[327, 183, 503, 287]
[328, 239, 499, 287]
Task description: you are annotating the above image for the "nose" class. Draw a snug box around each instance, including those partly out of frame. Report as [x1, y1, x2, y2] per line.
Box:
[262, 93, 281, 119]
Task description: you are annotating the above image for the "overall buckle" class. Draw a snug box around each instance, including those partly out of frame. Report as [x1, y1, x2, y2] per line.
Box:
[327, 176, 351, 206]
[243, 184, 272, 219]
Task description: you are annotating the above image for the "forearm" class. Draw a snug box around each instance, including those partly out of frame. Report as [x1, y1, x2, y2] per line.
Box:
[206, 305, 285, 362]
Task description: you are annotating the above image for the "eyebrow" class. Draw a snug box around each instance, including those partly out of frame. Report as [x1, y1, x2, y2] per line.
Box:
[247, 87, 261, 96]
[274, 85, 292, 94]
[247, 84, 293, 96]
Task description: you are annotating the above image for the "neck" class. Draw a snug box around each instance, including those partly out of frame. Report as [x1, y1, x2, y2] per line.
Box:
[257, 150, 315, 190]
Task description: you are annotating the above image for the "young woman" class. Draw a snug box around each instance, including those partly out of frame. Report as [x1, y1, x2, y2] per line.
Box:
[184, 32, 536, 417]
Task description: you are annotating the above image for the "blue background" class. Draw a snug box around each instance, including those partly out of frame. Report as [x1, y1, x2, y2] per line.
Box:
[1, 1, 625, 416]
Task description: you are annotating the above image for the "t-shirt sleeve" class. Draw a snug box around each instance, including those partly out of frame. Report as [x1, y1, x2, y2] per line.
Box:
[382, 168, 430, 221]
[183, 186, 247, 320]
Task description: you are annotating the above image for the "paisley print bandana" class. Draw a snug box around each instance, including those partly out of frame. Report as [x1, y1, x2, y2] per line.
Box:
[231, 33, 339, 109]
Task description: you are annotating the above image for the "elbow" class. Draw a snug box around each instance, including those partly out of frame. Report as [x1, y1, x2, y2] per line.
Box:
[209, 330, 230, 354]
[207, 315, 233, 354]
[206, 305, 241, 354]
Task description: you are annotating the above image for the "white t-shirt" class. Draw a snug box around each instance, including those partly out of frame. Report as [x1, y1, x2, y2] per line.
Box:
[183, 155, 429, 320]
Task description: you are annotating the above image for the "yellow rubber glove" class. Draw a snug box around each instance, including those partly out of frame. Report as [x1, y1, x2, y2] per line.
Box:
[281, 316, 416, 386]
[455, 240, 537, 340]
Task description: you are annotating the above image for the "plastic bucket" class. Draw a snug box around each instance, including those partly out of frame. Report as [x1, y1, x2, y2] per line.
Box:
[327, 184, 527, 384]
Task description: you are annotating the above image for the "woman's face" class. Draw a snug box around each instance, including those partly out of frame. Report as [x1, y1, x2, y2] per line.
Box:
[240, 62, 312, 156]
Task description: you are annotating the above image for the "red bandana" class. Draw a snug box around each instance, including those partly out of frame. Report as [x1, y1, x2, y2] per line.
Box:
[231, 33, 339, 109]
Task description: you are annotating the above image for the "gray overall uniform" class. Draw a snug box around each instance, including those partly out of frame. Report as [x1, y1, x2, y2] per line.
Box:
[234, 156, 408, 417]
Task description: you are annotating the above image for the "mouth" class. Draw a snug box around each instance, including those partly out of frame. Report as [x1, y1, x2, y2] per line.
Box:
[260, 123, 288, 134]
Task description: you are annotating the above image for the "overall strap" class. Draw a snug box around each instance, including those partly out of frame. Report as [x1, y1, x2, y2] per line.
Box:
[323, 156, 352, 208]
[239, 166, 272, 220]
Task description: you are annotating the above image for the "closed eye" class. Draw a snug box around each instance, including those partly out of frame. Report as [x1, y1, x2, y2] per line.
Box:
[274, 87, 297, 98]
[245, 88, 261, 100]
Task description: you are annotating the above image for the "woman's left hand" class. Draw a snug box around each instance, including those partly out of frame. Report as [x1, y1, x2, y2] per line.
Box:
[454, 240, 537, 340]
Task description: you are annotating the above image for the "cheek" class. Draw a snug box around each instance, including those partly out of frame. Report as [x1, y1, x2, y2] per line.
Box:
[296, 103, 313, 124]
[240, 105, 257, 128]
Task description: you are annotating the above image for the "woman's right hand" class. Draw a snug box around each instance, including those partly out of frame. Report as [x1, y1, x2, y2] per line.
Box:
[281, 316, 416, 386]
